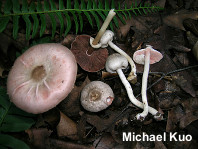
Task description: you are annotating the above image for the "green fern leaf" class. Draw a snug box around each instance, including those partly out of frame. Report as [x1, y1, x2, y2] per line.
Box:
[50, 0, 64, 35]
[90, 11, 100, 30]
[117, 2, 126, 24]
[87, 0, 92, 9]
[13, 16, 19, 39]
[21, 0, 31, 40]
[0, 0, 164, 39]
[84, 12, 93, 28]
[37, 0, 46, 37]
[67, 0, 71, 9]
[44, 0, 56, 38]
[64, 12, 72, 36]
[4, 0, 12, 14]
[71, 11, 79, 34]
[78, 12, 83, 32]
[0, 134, 30, 149]
[29, 2, 39, 38]
[22, 15, 31, 40]
[0, 17, 10, 33]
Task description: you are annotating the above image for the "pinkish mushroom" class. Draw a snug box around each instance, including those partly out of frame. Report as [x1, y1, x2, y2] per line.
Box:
[80, 81, 114, 112]
[7, 43, 77, 114]
[133, 45, 163, 120]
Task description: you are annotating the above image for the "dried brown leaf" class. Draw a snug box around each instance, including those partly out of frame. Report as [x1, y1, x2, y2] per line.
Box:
[58, 77, 90, 117]
[56, 111, 78, 140]
[25, 128, 52, 148]
[163, 10, 198, 31]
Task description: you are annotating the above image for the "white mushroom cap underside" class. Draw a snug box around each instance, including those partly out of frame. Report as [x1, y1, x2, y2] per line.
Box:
[105, 53, 128, 73]
[81, 81, 114, 112]
[133, 46, 163, 65]
[7, 43, 77, 114]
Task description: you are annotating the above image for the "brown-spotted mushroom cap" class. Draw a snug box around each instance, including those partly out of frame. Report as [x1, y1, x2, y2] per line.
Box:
[133, 45, 163, 65]
[71, 35, 108, 72]
[7, 43, 77, 114]
[80, 81, 114, 112]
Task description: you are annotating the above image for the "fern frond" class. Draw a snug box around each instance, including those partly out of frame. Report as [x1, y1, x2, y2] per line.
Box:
[0, 0, 164, 40]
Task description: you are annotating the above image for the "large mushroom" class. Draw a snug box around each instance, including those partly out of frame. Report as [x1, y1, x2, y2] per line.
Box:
[133, 45, 163, 120]
[71, 9, 116, 72]
[80, 81, 114, 112]
[7, 43, 77, 114]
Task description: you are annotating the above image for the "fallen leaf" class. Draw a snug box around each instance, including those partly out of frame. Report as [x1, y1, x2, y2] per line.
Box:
[173, 72, 196, 97]
[25, 128, 52, 148]
[166, 105, 185, 132]
[56, 111, 78, 140]
[58, 76, 90, 117]
[46, 138, 94, 149]
[93, 133, 120, 149]
[163, 10, 198, 30]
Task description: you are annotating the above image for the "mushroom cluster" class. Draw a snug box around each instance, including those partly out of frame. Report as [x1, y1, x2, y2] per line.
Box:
[7, 43, 77, 114]
[105, 53, 162, 120]
[91, 30, 137, 84]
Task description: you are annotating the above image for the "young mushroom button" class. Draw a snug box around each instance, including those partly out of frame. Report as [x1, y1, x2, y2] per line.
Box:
[133, 45, 163, 120]
[7, 43, 77, 114]
[80, 81, 114, 112]
[106, 53, 163, 120]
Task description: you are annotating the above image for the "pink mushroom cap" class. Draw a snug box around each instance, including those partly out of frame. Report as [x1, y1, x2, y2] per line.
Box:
[133, 46, 163, 65]
[7, 43, 77, 114]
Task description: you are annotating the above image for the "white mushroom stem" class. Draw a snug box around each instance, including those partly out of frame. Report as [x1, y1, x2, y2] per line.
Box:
[116, 68, 159, 117]
[92, 9, 116, 45]
[136, 49, 150, 120]
[108, 41, 137, 84]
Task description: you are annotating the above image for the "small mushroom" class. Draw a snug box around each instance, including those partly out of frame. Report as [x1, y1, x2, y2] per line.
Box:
[7, 43, 77, 114]
[91, 30, 137, 84]
[106, 53, 162, 120]
[71, 9, 116, 72]
[133, 45, 163, 120]
[80, 81, 114, 112]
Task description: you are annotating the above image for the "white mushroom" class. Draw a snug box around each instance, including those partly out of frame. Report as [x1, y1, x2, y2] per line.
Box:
[91, 9, 116, 46]
[92, 30, 137, 84]
[80, 81, 114, 112]
[133, 45, 163, 120]
[106, 53, 162, 120]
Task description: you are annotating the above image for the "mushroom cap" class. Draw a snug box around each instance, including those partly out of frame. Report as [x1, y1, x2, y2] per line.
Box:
[80, 81, 114, 112]
[133, 45, 163, 65]
[100, 30, 114, 48]
[71, 35, 108, 72]
[7, 43, 77, 114]
[105, 53, 128, 73]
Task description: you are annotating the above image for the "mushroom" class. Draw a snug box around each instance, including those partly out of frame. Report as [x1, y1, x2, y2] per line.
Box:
[133, 45, 163, 120]
[71, 9, 116, 72]
[105, 53, 162, 120]
[71, 35, 108, 72]
[91, 30, 137, 84]
[80, 81, 114, 112]
[7, 43, 77, 114]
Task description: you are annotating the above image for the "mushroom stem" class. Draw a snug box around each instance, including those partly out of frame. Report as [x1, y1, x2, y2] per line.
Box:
[92, 9, 116, 45]
[108, 41, 137, 84]
[136, 49, 150, 120]
[116, 68, 159, 117]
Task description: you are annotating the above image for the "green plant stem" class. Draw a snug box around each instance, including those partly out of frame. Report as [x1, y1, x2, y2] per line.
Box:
[0, 7, 163, 18]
